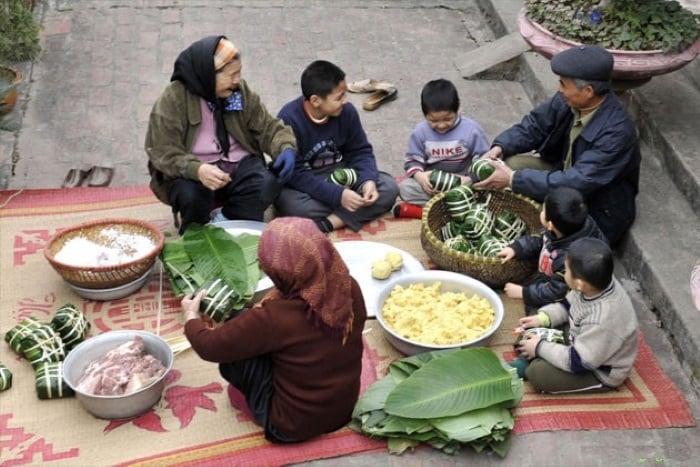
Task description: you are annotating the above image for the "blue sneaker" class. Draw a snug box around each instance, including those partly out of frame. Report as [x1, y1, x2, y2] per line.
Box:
[210, 208, 230, 224]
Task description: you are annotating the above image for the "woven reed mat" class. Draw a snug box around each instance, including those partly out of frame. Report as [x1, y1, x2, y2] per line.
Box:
[0, 187, 694, 465]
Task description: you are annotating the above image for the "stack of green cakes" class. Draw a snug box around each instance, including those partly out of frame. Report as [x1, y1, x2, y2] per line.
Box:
[441, 184, 527, 257]
[3, 304, 90, 398]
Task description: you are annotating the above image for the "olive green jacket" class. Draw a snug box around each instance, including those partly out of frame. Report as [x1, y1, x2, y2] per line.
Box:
[145, 79, 296, 203]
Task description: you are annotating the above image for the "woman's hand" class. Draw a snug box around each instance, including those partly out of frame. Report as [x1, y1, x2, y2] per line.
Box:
[182, 290, 207, 322]
[198, 164, 231, 190]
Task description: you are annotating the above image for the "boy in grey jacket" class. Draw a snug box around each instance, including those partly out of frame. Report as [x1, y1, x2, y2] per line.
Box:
[514, 237, 639, 393]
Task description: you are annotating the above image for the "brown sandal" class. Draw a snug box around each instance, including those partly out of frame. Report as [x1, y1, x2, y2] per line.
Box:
[362, 86, 398, 111]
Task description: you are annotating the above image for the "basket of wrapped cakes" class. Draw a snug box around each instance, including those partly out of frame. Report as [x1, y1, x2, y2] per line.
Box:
[420, 182, 542, 289]
[44, 218, 165, 290]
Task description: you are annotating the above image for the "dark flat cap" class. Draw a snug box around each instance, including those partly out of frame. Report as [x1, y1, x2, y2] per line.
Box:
[550, 45, 614, 81]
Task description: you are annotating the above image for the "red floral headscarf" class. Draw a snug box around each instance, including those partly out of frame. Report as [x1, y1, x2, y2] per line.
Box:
[257, 217, 354, 343]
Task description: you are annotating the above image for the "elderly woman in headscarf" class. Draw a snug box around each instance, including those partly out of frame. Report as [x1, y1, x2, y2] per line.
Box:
[181, 217, 367, 442]
[146, 35, 297, 234]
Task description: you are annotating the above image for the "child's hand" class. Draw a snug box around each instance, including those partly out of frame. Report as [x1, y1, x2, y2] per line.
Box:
[360, 181, 379, 205]
[504, 282, 523, 299]
[414, 171, 434, 196]
[517, 315, 542, 330]
[340, 188, 365, 212]
[496, 246, 515, 263]
[517, 334, 540, 360]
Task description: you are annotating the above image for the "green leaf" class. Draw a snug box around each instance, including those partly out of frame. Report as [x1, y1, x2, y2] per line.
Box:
[183, 224, 249, 294]
[384, 348, 517, 418]
[352, 375, 397, 417]
[430, 405, 515, 443]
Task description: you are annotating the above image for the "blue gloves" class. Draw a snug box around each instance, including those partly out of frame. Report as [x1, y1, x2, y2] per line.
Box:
[271, 148, 296, 183]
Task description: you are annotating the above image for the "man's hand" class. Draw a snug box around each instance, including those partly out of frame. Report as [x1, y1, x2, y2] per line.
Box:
[473, 159, 512, 191]
[481, 146, 504, 160]
[271, 148, 296, 183]
[198, 164, 231, 191]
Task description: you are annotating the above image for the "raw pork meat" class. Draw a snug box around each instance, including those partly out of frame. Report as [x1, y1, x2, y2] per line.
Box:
[76, 337, 166, 395]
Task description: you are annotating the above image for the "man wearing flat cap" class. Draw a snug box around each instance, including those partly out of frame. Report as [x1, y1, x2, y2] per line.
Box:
[146, 35, 297, 234]
[475, 45, 641, 247]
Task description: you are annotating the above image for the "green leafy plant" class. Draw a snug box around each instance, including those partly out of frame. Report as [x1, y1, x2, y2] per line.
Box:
[525, 0, 700, 53]
[350, 348, 523, 457]
[0, 0, 42, 63]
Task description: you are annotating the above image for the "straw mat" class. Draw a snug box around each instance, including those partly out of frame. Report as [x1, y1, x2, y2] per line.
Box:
[0, 187, 694, 466]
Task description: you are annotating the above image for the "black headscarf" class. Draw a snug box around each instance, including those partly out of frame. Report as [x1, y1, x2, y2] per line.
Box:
[171, 35, 231, 157]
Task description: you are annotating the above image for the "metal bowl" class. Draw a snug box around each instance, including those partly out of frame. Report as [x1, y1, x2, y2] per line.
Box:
[62, 330, 174, 419]
[65, 265, 154, 301]
[375, 270, 504, 355]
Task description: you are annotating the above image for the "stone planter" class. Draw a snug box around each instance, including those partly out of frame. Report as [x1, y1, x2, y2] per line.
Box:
[0, 65, 23, 116]
[517, 8, 700, 89]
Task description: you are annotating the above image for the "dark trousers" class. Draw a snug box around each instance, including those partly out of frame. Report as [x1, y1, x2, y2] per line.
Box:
[166, 155, 281, 234]
[218, 355, 298, 443]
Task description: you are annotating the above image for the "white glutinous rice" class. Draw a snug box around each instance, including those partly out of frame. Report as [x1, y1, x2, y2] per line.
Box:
[54, 228, 155, 267]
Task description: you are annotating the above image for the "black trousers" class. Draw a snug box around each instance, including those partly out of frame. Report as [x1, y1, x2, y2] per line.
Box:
[166, 155, 281, 234]
[218, 355, 298, 443]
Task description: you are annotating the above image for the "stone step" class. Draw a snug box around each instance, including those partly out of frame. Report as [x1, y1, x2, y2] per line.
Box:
[455, 31, 531, 80]
[627, 70, 700, 214]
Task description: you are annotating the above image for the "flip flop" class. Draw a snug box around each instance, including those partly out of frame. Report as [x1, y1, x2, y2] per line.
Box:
[362, 86, 398, 111]
[347, 78, 381, 93]
[347, 79, 395, 93]
[86, 166, 114, 187]
[61, 168, 92, 188]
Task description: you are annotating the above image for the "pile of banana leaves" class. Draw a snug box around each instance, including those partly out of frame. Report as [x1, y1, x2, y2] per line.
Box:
[160, 224, 263, 322]
[350, 347, 522, 457]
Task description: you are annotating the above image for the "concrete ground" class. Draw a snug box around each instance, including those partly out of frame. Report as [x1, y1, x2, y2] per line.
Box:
[1, 1, 699, 465]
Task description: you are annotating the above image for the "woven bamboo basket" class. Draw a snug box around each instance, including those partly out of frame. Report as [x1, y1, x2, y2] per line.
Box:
[421, 190, 542, 288]
[44, 218, 165, 289]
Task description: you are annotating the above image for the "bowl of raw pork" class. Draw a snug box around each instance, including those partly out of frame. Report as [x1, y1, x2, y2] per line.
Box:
[44, 218, 165, 290]
[62, 330, 174, 419]
[375, 270, 504, 355]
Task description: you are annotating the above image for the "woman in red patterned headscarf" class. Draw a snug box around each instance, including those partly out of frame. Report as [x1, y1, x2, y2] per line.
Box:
[182, 217, 366, 442]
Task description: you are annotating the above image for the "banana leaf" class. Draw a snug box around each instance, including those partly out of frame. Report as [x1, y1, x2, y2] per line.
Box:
[352, 373, 397, 417]
[384, 348, 518, 419]
[182, 224, 248, 294]
[160, 225, 262, 313]
[160, 241, 203, 295]
[430, 405, 514, 443]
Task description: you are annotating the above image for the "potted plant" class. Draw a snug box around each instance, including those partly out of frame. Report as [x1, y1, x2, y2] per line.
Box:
[518, 0, 700, 85]
[0, 0, 41, 63]
[0, 65, 23, 115]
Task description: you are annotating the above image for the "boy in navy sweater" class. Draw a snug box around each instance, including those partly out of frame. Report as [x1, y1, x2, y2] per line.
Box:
[276, 60, 398, 233]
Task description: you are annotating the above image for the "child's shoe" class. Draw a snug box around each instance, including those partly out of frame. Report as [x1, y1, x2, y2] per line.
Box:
[393, 203, 423, 219]
[508, 356, 528, 380]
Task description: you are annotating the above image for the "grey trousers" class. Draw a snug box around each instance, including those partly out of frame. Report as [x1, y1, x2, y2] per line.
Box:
[525, 358, 608, 394]
[398, 177, 431, 205]
[275, 168, 399, 231]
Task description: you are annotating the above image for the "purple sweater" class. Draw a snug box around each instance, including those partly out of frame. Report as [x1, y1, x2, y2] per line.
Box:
[278, 97, 379, 208]
[404, 115, 490, 177]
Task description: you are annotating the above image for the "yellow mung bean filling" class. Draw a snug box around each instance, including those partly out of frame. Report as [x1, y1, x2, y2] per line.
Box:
[382, 282, 495, 345]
